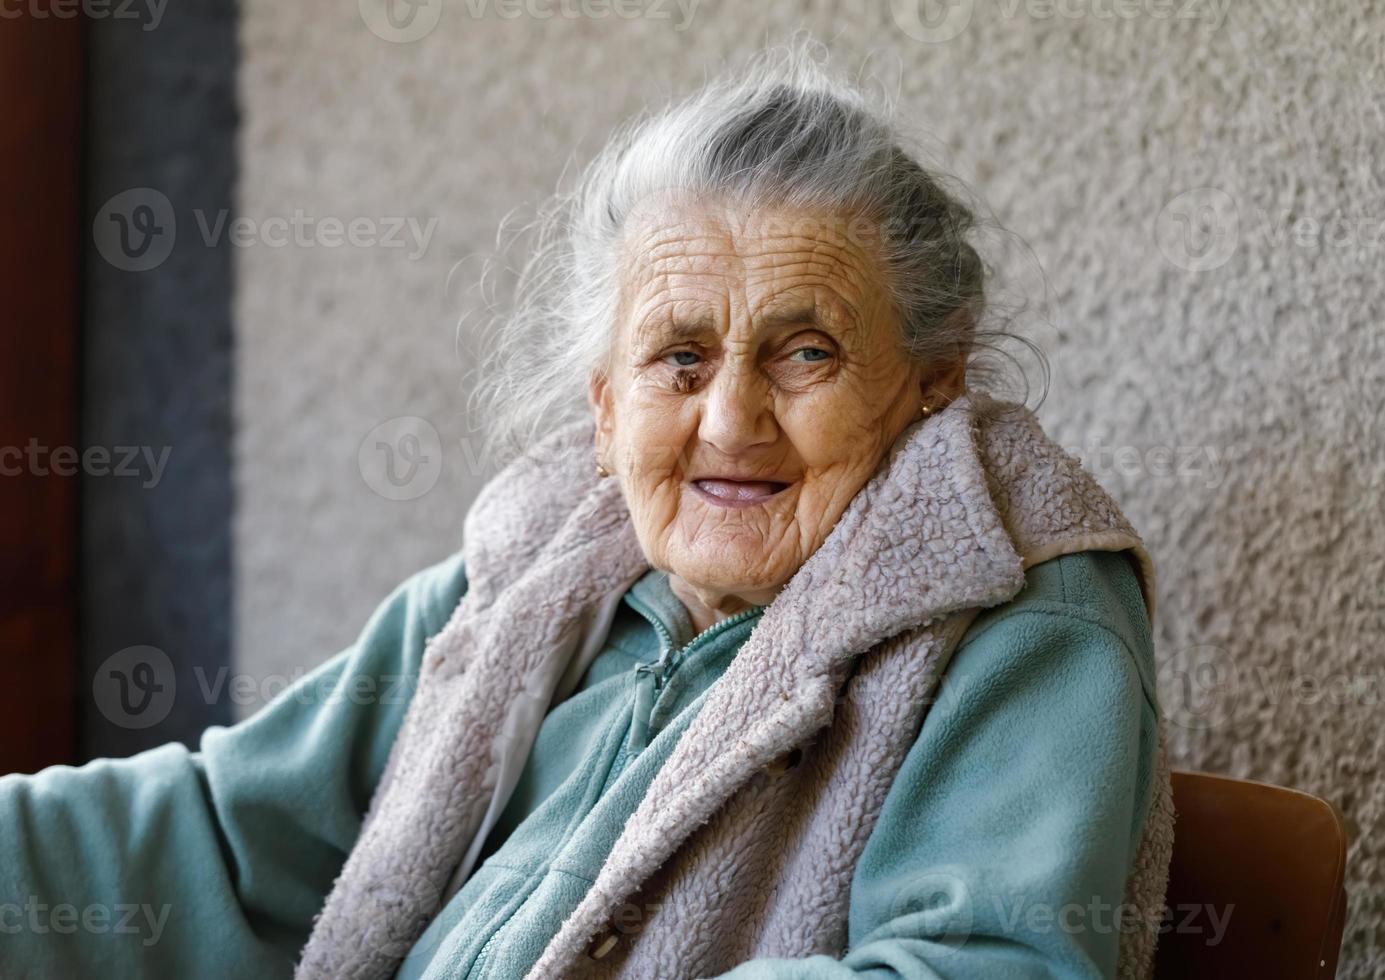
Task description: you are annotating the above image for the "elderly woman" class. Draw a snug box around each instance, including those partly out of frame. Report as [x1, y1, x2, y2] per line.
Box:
[0, 49, 1172, 980]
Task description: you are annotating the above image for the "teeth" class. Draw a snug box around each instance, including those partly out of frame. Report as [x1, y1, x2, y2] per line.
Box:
[695, 479, 783, 501]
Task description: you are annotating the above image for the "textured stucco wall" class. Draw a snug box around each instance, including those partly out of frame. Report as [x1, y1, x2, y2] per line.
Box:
[235, 1, 1383, 973]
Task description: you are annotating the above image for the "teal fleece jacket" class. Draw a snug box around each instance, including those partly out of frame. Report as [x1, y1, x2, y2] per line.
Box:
[0, 547, 1158, 979]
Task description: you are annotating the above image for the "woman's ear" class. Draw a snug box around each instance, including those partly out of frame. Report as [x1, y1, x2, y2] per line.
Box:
[588, 368, 614, 458]
[922, 357, 968, 407]
[919, 307, 973, 408]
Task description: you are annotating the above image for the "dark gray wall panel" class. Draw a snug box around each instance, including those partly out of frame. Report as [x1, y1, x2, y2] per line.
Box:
[80, 0, 239, 759]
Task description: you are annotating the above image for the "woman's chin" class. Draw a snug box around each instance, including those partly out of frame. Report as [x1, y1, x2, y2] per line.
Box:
[664, 543, 793, 599]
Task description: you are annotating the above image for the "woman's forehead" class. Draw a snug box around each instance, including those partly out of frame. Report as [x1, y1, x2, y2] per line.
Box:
[621, 197, 882, 259]
[617, 203, 886, 309]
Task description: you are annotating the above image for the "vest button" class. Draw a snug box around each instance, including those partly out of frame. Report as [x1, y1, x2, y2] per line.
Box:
[587, 929, 620, 960]
[765, 746, 803, 774]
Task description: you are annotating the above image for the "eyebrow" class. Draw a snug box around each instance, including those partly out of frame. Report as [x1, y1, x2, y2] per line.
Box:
[660, 313, 717, 340]
[629, 315, 712, 358]
[759, 295, 860, 335]
[758, 305, 821, 330]
[637, 300, 844, 345]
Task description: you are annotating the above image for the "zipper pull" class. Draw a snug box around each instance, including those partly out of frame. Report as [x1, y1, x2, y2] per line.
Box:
[628, 662, 660, 756]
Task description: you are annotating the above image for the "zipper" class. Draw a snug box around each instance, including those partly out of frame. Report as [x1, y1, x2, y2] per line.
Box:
[623, 598, 763, 756]
[627, 591, 763, 687]
[468, 599, 761, 980]
[670, 605, 763, 671]
[470, 927, 501, 979]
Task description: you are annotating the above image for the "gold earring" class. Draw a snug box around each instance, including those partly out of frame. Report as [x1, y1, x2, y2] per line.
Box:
[595, 459, 611, 479]
[918, 403, 934, 420]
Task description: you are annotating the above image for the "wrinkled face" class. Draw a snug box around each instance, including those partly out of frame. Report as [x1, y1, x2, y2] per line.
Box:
[590, 200, 933, 611]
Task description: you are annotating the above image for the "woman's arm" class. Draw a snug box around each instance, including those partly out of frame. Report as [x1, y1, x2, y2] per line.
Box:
[714, 550, 1160, 980]
[0, 551, 467, 979]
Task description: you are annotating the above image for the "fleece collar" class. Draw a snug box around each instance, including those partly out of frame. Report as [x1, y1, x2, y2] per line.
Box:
[294, 391, 1155, 980]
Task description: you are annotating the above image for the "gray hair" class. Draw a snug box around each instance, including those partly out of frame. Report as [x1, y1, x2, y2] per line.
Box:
[466, 42, 1045, 462]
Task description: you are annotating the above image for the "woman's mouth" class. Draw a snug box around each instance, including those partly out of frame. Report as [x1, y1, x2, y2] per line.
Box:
[689, 478, 791, 509]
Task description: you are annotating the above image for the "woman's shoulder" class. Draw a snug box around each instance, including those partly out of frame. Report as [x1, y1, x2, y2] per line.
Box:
[378, 548, 469, 638]
[952, 548, 1158, 715]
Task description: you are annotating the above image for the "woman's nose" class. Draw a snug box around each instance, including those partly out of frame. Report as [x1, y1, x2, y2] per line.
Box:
[697, 366, 776, 456]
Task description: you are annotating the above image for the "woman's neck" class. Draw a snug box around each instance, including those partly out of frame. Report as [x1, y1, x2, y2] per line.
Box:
[666, 573, 776, 635]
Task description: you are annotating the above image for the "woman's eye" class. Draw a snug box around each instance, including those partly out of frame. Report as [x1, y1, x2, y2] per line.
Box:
[788, 347, 832, 363]
[663, 350, 702, 367]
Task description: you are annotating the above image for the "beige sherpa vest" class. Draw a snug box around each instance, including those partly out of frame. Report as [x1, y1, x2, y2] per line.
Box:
[296, 391, 1176, 980]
